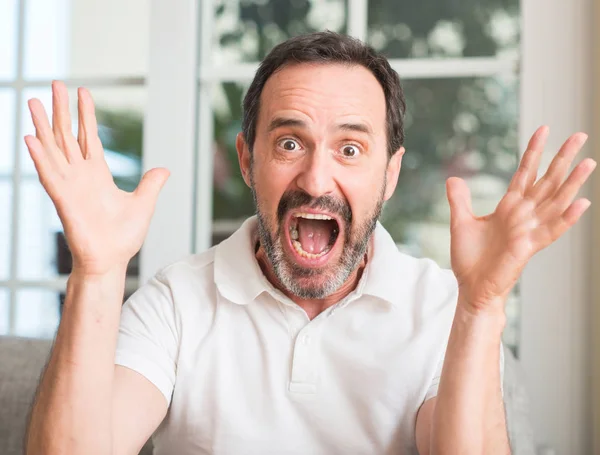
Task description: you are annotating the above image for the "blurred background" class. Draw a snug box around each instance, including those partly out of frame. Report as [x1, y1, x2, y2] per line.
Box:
[0, 0, 597, 453]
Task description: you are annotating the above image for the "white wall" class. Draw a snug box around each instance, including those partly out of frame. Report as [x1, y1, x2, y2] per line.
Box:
[520, 0, 594, 452]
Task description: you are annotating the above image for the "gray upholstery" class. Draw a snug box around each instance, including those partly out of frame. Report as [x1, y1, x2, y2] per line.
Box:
[0, 336, 153, 455]
[0, 335, 538, 455]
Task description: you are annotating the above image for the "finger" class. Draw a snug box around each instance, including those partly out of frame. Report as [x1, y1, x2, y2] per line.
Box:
[446, 177, 473, 228]
[27, 98, 68, 170]
[527, 132, 588, 203]
[134, 168, 170, 205]
[77, 87, 103, 159]
[536, 158, 596, 223]
[536, 198, 591, 247]
[52, 80, 83, 163]
[24, 135, 60, 192]
[508, 125, 549, 194]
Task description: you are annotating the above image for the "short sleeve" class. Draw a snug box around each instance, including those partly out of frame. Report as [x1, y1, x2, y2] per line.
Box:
[424, 341, 505, 402]
[115, 271, 179, 406]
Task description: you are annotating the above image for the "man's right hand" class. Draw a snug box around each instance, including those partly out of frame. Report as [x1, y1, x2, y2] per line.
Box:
[24, 80, 169, 276]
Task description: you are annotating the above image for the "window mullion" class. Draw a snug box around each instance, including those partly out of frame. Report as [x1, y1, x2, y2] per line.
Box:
[9, 0, 29, 335]
[347, 0, 369, 41]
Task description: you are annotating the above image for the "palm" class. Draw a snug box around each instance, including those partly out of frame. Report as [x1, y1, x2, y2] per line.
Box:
[25, 82, 169, 275]
[447, 126, 595, 308]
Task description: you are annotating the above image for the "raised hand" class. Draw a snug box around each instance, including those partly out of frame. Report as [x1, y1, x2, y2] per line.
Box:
[446, 126, 595, 312]
[24, 81, 170, 276]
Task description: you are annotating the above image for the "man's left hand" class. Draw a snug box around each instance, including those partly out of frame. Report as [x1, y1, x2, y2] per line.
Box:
[446, 125, 595, 314]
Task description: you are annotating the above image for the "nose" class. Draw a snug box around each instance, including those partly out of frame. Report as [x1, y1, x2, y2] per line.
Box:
[294, 147, 337, 198]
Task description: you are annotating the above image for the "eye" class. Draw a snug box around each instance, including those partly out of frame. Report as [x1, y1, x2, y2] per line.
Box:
[341, 144, 360, 158]
[278, 138, 301, 152]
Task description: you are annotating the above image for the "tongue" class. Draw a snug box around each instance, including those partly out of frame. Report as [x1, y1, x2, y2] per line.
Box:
[297, 218, 332, 254]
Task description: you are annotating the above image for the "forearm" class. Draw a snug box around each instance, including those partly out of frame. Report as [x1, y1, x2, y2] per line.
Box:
[431, 296, 510, 455]
[26, 266, 127, 455]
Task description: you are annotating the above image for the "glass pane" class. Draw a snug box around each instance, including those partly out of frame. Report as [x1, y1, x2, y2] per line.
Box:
[367, 0, 520, 59]
[17, 179, 61, 280]
[19, 86, 145, 279]
[24, 0, 149, 80]
[0, 288, 9, 335]
[380, 75, 519, 262]
[210, 82, 253, 245]
[0, 89, 16, 173]
[0, 0, 18, 80]
[212, 0, 348, 65]
[15, 288, 61, 339]
[0, 180, 12, 280]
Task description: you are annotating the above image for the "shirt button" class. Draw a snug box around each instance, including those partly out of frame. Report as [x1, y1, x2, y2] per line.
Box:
[302, 334, 311, 345]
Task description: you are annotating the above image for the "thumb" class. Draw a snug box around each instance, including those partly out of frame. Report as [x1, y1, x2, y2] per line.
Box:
[446, 177, 473, 227]
[135, 167, 170, 205]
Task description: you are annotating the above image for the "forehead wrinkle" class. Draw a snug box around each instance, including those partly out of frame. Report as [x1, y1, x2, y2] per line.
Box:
[258, 64, 387, 143]
[265, 89, 374, 135]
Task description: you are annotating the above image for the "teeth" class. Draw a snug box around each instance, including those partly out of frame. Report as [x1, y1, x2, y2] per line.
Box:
[290, 227, 299, 240]
[294, 212, 333, 220]
[292, 240, 330, 259]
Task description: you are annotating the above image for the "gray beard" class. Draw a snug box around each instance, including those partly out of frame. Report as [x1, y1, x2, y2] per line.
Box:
[251, 186, 385, 300]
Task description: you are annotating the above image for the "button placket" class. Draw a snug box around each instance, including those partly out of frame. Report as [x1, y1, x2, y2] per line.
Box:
[289, 324, 320, 394]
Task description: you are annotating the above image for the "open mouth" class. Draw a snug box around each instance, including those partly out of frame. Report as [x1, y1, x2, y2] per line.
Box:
[288, 212, 340, 260]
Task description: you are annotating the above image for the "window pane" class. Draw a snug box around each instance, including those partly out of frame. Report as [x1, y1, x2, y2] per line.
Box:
[17, 179, 61, 280]
[380, 75, 519, 262]
[367, 0, 520, 59]
[211, 0, 348, 65]
[0, 288, 9, 335]
[24, 0, 149, 80]
[0, 180, 12, 280]
[18, 86, 145, 279]
[0, 0, 18, 80]
[0, 89, 16, 173]
[210, 82, 253, 244]
[15, 288, 61, 339]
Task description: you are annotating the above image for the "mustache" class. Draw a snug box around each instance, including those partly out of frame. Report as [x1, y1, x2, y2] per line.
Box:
[276, 190, 352, 225]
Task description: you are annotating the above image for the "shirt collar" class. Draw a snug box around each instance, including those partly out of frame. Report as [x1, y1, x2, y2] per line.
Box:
[359, 221, 403, 306]
[214, 216, 268, 305]
[214, 216, 401, 307]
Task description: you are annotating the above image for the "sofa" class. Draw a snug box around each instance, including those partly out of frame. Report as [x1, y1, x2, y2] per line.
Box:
[0, 336, 538, 455]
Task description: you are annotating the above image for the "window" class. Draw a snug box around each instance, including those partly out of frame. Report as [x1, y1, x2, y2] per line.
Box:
[0, 0, 150, 338]
[194, 0, 521, 354]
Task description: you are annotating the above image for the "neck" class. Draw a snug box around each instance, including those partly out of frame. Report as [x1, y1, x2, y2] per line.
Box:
[255, 245, 368, 320]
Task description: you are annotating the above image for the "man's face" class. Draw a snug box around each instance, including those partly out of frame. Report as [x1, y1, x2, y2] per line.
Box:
[237, 63, 403, 299]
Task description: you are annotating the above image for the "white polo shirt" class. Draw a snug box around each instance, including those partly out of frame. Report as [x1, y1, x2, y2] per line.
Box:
[115, 216, 462, 454]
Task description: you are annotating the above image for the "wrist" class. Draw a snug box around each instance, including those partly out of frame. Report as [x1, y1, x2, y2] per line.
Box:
[70, 261, 129, 280]
[456, 293, 507, 332]
[68, 264, 128, 288]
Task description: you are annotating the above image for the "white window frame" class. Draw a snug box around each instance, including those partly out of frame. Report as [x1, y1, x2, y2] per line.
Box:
[144, 0, 594, 453]
[2, 0, 142, 335]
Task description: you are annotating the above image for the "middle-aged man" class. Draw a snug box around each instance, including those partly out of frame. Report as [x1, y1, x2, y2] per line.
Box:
[23, 32, 594, 454]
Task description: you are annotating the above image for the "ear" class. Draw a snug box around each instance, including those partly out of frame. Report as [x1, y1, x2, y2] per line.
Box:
[383, 146, 404, 201]
[236, 132, 252, 187]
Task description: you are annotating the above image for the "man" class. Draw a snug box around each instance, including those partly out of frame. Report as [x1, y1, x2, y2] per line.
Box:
[24, 32, 594, 454]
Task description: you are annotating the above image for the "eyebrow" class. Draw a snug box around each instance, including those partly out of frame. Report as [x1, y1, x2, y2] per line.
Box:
[267, 117, 307, 133]
[336, 122, 373, 136]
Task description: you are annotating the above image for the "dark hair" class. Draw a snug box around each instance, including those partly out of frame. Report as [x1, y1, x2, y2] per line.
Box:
[242, 31, 406, 159]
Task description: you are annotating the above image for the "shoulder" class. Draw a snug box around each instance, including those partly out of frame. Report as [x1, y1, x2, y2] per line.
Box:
[155, 247, 217, 284]
[134, 247, 219, 313]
